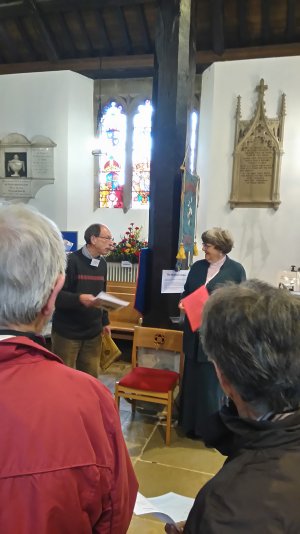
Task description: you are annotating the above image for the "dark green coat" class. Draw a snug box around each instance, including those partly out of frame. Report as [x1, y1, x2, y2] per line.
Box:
[182, 256, 246, 362]
[185, 406, 300, 533]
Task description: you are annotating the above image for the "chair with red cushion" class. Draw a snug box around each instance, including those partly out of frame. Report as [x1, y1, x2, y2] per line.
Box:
[115, 326, 184, 445]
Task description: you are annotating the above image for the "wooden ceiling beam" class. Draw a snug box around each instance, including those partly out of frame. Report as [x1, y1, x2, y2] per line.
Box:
[116, 6, 132, 54]
[0, 0, 157, 19]
[77, 9, 94, 56]
[94, 10, 113, 55]
[238, 0, 249, 46]
[0, 1, 27, 19]
[286, 0, 296, 41]
[0, 53, 154, 75]
[37, 0, 157, 13]
[210, 0, 224, 55]
[0, 42, 300, 76]
[261, 0, 271, 44]
[196, 42, 300, 63]
[15, 18, 38, 60]
[60, 11, 77, 57]
[0, 20, 21, 61]
[137, 3, 152, 52]
[24, 0, 58, 60]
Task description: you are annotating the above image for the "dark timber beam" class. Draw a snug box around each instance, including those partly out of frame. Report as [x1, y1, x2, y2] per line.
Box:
[0, 20, 21, 62]
[211, 0, 224, 55]
[196, 42, 300, 62]
[0, 2, 28, 19]
[94, 9, 113, 55]
[137, 4, 152, 52]
[0, 42, 300, 76]
[144, 0, 196, 327]
[0, 53, 154, 74]
[38, 0, 157, 13]
[77, 9, 94, 57]
[23, 0, 58, 60]
[238, 0, 249, 46]
[116, 6, 132, 54]
[261, 0, 271, 44]
[0, 0, 157, 18]
[286, 0, 296, 41]
[15, 18, 38, 60]
[60, 12, 78, 57]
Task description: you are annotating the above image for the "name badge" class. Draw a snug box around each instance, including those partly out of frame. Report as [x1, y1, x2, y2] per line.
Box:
[90, 258, 100, 267]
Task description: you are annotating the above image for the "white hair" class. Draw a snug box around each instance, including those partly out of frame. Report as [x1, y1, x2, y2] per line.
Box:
[0, 204, 66, 326]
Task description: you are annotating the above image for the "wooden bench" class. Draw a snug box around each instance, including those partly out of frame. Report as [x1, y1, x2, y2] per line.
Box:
[106, 281, 142, 340]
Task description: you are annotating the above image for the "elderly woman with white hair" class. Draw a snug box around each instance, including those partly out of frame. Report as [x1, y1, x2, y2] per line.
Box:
[179, 227, 246, 439]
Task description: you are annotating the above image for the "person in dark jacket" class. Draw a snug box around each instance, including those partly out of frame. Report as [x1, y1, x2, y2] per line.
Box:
[52, 222, 114, 377]
[167, 280, 300, 533]
[0, 204, 138, 534]
[179, 227, 246, 438]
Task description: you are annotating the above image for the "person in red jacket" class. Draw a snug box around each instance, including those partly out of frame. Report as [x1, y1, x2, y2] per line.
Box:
[0, 204, 138, 534]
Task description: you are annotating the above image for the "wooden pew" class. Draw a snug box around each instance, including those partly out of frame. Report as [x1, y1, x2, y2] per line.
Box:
[106, 281, 142, 340]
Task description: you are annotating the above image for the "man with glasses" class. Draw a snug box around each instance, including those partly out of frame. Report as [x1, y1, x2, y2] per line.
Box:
[52, 223, 114, 377]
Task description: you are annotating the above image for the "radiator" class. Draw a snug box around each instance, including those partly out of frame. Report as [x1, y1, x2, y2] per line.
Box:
[107, 262, 139, 283]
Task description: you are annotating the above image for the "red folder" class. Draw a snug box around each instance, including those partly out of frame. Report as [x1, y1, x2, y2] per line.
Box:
[181, 285, 209, 332]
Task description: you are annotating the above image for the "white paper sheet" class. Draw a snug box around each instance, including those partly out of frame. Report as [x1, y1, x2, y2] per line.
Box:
[161, 270, 189, 294]
[134, 491, 194, 524]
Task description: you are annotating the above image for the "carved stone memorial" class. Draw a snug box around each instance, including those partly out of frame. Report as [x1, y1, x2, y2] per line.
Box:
[0, 133, 56, 202]
[230, 79, 286, 210]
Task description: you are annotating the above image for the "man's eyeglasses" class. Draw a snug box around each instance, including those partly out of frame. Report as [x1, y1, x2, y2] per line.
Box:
[98, 235, 113, 241]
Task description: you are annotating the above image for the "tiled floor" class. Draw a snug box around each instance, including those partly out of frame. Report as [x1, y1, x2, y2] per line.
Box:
[99, 361, 225, 534]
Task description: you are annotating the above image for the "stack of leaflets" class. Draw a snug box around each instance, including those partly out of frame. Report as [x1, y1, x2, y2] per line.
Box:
[94, 291, 130, 312]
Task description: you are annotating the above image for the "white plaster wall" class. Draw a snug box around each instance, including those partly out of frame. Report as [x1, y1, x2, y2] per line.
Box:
[196, 56, 300, 284]
[0, 70, 71, 229]
[0, 71, 149, 248]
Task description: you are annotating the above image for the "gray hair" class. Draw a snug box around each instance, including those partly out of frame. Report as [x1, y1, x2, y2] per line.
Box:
[0, 204, 66, 326]
[201, 280, 300, 414]
[201, 227, 233, 254]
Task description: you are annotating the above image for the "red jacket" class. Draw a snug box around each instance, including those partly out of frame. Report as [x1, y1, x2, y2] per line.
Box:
[0, 336, 138, 534]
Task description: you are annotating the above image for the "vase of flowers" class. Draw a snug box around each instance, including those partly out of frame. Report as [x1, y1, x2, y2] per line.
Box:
[106, 223, 148, 264]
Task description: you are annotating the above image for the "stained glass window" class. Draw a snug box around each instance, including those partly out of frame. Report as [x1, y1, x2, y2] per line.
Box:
[131, 99, 152, 208]
[98, 101, 126, 208]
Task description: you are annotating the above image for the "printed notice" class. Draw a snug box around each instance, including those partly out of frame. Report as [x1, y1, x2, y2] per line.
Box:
[161, 270, 189, 294]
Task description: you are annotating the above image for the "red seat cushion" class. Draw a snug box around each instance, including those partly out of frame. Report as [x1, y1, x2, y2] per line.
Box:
[119, 367, 179, 393]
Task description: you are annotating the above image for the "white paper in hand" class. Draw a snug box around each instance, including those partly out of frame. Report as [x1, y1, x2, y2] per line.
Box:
[134, 492, 194, 524]
[93, 291, 130, 312]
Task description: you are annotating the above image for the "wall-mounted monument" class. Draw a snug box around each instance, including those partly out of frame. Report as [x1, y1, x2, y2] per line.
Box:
[229, 79, 286, 210]
[0, 133, 56, 202]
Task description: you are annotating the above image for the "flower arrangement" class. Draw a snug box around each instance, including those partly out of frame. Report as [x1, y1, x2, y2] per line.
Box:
[106, 222, 148, 263]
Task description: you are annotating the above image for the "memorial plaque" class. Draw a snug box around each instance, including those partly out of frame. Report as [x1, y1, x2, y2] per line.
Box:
[230, 79, 286, 210]
[2, 179, 31, 197]
[32, 148, 53, 179]
[0, 133, 56, 202]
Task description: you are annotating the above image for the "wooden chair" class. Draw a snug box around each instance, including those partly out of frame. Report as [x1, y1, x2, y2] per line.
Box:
[115, 326, 184, 445]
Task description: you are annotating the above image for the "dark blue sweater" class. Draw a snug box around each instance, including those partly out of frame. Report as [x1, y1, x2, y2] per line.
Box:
[52, 249, 109, 340]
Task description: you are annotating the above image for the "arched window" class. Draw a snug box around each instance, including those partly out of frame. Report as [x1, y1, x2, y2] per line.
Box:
[98, 101, 127, 208]
[96, 97, 198, 209]
[131, 99, 152, 208]
[97, 98, 152, 210]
